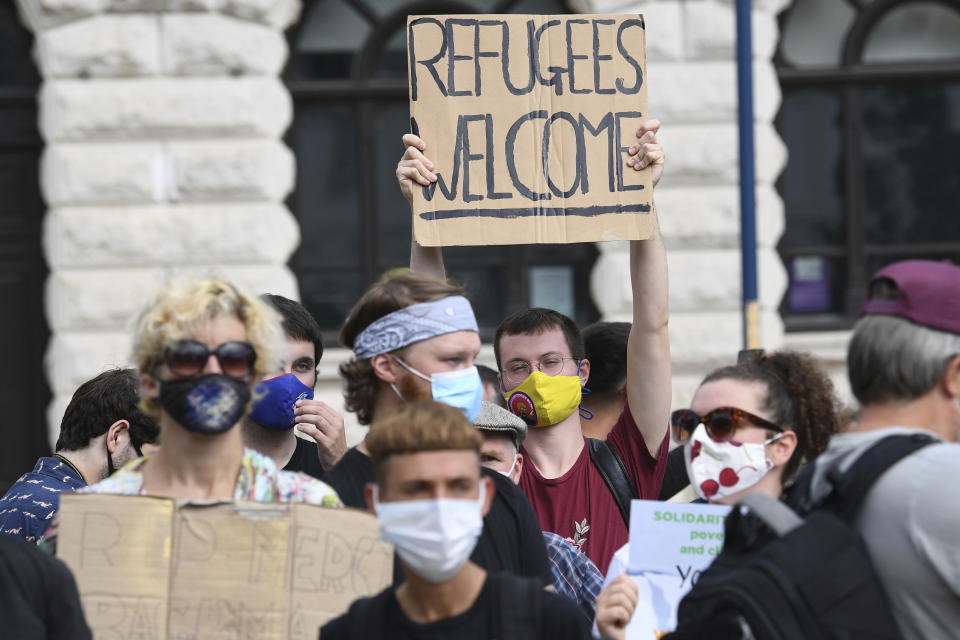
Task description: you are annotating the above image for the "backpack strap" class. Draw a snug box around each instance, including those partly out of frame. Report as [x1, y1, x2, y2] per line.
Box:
[736, 493, 803, 536]
[495, 574, 542, 639]
[827, 433, 937, 523]
[587, 438, 638, 526]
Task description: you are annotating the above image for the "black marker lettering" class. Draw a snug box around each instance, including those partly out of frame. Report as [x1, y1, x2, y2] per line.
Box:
[408, 17, 448, 101]
[475, 20, 502, 97]
[484, 114, 511, 200]
[578, 112, 615, 193]
[566, 19, 591, 95]
[616, 19, 644, 94]
[542, 111, 584, 198]
[506, 110, 551, 201]
[460, 114, 485, 202]
[502, 20, 536, 95]
[592, 19, 616, 95]
[615, 111, 645, 192]
[446, 19, 475, 97]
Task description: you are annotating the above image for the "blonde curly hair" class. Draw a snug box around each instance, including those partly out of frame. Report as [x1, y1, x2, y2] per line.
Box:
[132, 277, 284, 417]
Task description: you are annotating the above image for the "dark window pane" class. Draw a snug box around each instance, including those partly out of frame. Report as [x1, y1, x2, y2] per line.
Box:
[785, 256, 845, 314]
[300, 271, 366, 339]
[0, 5, 39, 87]
[777, 89, 845, 248]
[861, 82, 960, 245]
[376, 101, 416, 268]
[445, 266, 507, 336]
[291, 104, 362, 269]
[862, 3, 960, 64]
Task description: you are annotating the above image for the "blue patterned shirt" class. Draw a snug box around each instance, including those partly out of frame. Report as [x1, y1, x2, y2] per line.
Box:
[544, 530, 604, 622]
[0, 457, 86, 543]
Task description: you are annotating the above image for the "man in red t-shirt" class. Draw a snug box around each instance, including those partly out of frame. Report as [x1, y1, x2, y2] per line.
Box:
[397, 120, 670, 574]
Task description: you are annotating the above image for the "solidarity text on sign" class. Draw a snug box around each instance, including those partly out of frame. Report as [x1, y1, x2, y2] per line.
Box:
[407, 14, 654, 246]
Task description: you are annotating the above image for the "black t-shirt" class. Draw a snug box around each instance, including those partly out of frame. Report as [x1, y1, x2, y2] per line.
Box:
[0, 535, 92, 640]
[319, 573, 590, 640]
[283, 436, 327, 480]
[324, 446, 552, 587]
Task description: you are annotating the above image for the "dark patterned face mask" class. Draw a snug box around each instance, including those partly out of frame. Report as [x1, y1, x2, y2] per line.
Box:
[158, 374, 251, 435]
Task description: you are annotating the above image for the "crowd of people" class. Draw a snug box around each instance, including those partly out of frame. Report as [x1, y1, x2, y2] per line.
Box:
[1, 119, 958, 640]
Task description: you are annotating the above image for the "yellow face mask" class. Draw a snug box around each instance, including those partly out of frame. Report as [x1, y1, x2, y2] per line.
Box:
[503, 370, 583, 428]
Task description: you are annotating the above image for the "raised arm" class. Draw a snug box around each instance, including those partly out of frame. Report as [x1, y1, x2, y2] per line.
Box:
[396, 133, 446, 281]
[625, 120, 670, 458]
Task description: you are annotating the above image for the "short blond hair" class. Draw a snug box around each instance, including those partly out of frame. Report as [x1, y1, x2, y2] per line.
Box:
[367, 401, 482, 483]
[132, 277, 284, 416]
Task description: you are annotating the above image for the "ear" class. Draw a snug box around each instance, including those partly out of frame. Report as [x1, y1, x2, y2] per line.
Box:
[941, 354, 960, 399]
[370, 354, 399, 384]
[105, 419, 130, 454]
[480, 475, 495, 516]
[510, 452, 524, 485]
[364, 482, 377, 515]
[578, 358, 590, 388]
[141, 373, 160, 400]
[768, 430, 797, 468]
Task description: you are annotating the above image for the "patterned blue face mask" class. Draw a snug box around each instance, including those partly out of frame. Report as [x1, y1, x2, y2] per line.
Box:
[249, 374, 314, 431]
[158, 374, 251, 435]
[392, 358, 484, 423]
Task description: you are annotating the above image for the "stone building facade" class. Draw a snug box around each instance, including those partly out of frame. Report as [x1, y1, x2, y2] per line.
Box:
[15, 0, 804, 449]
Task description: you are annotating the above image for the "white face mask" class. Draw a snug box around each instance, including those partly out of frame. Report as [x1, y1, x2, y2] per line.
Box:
[684, 424, 781, 501]
[373, 483, 485, 583]
[496, 454, 518, 479]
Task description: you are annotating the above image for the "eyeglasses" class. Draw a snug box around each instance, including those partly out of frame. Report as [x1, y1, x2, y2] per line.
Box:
[670, 407, 781, 444]
[164, 340, 257, 380]
[501, 352, 579, 386]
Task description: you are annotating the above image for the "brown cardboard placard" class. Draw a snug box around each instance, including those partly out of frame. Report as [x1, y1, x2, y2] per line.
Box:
[56, 494, 392, 639]
[408, 14, 653, 247]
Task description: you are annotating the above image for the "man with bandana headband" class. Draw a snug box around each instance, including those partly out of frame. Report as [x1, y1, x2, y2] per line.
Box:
[324, 273, 553, 587]
[397, 120, 670, 575]
[80, 278, 341, 507]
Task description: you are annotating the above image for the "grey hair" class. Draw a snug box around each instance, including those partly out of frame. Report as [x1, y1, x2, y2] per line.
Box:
[848, 315, 960, 405]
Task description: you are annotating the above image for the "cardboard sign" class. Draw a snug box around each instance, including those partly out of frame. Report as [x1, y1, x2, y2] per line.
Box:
[407, 14, 654, 246]
[623, 499, 731, 639]
[56, 494, 393, 640]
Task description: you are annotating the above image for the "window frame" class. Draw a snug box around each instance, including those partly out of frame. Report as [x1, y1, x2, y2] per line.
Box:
[775, 0, 960, 331]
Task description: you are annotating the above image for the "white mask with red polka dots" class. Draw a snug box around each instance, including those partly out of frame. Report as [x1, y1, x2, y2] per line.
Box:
[684, 424, 781, 501]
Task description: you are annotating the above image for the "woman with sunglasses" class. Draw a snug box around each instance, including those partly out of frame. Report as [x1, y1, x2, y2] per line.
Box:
[83, 278, 342, 505]
[594, 351, 842, 640]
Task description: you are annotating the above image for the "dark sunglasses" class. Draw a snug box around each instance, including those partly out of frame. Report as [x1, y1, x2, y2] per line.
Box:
[670, 407, 781, 443]
[164, 340, 257, 380]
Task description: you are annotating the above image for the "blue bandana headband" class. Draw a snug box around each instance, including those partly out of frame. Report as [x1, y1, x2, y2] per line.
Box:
[352, 296, 479, 359]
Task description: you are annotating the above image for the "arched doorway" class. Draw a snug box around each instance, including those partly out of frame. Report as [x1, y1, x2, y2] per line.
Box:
[0, 4, 49, 490]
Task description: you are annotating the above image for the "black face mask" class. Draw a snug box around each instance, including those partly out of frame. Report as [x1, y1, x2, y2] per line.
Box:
[158, 374, 251, 436]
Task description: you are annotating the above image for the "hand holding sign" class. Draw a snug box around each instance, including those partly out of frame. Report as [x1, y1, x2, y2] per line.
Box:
[627, 120, 664, 186]
[596, 573, 640, 640]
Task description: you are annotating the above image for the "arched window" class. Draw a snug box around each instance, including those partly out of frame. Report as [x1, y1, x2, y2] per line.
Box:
[0, 3, 48, 489]
[285, 0, 598, 341]
[776, 0, 960, 330]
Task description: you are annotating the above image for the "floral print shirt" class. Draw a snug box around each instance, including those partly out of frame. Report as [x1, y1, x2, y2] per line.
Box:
[83, 448, 342, 507]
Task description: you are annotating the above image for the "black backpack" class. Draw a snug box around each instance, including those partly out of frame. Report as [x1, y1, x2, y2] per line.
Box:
[587, 438, 637, 525]
[663, 433, 936, 640]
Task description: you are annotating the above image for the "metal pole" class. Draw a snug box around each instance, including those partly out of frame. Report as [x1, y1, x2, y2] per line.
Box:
[736, 0, 760, 349]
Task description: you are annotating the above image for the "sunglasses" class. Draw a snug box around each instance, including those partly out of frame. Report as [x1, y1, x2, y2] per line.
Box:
[164, 340, 257, 380]
[670, 407, 781, 443]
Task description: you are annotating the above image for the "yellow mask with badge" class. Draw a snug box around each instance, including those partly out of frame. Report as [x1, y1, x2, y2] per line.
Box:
[503, 370, 583, 428]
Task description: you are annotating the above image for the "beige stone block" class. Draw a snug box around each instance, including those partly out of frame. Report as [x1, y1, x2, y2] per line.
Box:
[169, 140, 295, 202]
[648, 61, 778, 123]
[35, 14, 160, 78]
[16, 0, 107, 31]
[41, 77, 293, 141]
[162, 13, 288, 76]
[659, 122, 786, 187]
[669, 309, 743, 365]
[41, 143, 165, 206]
[667, 248, 740, 312]
[45, 203, 301, 268]
[218, 0, 302, 30]
[46, 268, 164, 331]
[162, 264, 299, 301]
[45, 331, 133, 397]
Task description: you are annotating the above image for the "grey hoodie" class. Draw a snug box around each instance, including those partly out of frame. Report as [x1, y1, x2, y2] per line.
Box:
[807, 427, 960, 639]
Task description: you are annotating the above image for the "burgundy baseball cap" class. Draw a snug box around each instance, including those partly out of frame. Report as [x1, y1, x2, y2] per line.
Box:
[860, 260, 960, 334]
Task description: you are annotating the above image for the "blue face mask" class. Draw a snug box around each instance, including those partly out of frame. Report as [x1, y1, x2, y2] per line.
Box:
[249, 374, 314, 430]
[393, 358, 483, 423]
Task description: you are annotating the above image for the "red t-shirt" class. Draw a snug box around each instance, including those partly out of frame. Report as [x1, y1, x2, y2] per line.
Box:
[518, 405, 669, 575]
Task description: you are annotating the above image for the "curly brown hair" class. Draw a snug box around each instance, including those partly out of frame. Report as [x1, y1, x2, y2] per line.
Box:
[701, 351, 843, 482]
[339, 272, 466, 425]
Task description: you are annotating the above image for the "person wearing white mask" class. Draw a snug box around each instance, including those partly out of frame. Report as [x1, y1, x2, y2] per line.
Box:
[474, 400, 603, 622]
[324, 273, 553, 588]
[320, 401, 591, 639]
[596, 350, 843, 640]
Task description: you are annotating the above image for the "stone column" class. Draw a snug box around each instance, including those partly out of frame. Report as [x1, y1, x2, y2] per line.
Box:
[16, 0, 303, 445]
[573, 0, 790, 407]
